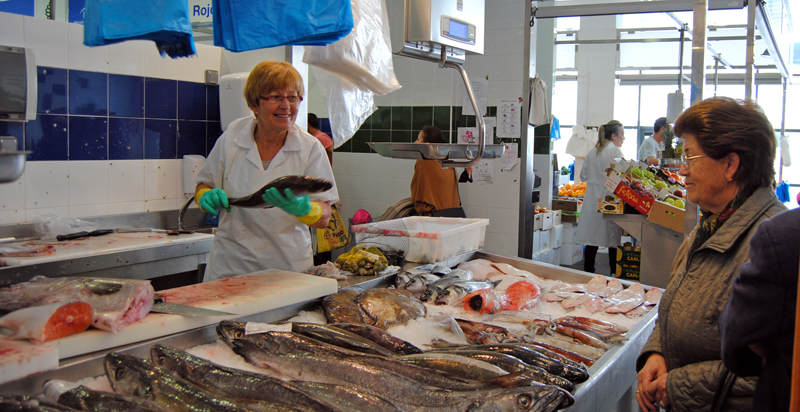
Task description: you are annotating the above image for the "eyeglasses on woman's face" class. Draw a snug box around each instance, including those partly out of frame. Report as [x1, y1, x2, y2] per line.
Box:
[681, 153, 707, 169]
[260, 94, 303, 105]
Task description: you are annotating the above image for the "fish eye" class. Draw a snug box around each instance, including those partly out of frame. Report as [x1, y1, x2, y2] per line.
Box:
[156, 355, 165, 365]
[235, 330, 244, 339]
[517, 394, 532, 408]
[115, 369, 125, 380]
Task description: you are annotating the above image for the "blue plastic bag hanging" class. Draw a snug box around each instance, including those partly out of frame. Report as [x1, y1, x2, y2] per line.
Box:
[776, 181, 790, 203]
[83, 0, 196, 58]
[550, 116, 561, 140]
[213, 0, 354, 52]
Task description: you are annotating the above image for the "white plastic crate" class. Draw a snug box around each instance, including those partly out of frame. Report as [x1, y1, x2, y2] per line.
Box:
[350, 217, 489, 264]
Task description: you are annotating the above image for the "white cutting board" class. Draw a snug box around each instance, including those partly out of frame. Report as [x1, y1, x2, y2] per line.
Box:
[0, 232, 215, 267]
[43, 269, 338, 359]
[0, 339, 59, 385]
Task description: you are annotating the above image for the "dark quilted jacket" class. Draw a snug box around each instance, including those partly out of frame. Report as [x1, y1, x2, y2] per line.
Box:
[636, 186, 787, 412]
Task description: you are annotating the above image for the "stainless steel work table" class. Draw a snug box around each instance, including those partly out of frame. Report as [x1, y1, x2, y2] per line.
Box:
[0, 250, 657, 412]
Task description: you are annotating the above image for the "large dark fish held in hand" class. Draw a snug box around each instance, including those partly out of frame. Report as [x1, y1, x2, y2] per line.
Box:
[228, 176, 333, 208]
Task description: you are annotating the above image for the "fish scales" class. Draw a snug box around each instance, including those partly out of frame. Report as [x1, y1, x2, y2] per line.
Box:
[226, 337, 566, 412]
[104, 352, 261, 412]
[57, 385, 170, 412]
[332, 323, 423, 355]
[150, 345, 337, 412]
[356, 289, 426, 329]
[469, 344, 589, 383]
[397, 353, 508, 381]
[291, 323, 396, 357]
[322, 290, 366, 324]
[0, 395, 75, 412]
[228, 176, 332, 208]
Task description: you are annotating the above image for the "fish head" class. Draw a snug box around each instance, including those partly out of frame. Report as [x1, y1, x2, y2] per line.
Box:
[104, 352, 158, 401]
[216, 320, 248, 346]
[150, 345, 193, 375]
[419, 286, 438, 302]
[394, 272, 412, 289]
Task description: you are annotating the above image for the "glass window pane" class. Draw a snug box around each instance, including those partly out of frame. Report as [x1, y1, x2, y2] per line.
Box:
[552, 80, 578, 126]
[620, 42, 682, 68]
[785, 84, 800, 129]
[614, 84, 640, 126]
[756, 84, 784, 129]
[620, 128, 639, 160]
[556, 44, 576, 69]
[782, 134, 800, 185]
[556, 17, 580, 31]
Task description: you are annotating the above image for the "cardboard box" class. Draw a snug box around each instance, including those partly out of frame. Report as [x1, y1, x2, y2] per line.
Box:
[541, 212, 553, 230]
[615, 264, 640, 280]
[550, 224, 563, 249]
[550, 247, 561, 265]
[532, 251, 543, 262]
[540, 228, 552, 250]
[560, 243, 584, 265]
[598, 196, 623, 214]
[540, 249, 552, 264]
[562, 223, 578, 244]
[533, 213, 543, 230]
[647, 200, 686, 233]
[616, 245, 641, 267]
[614, 182, 655, 215]
[552, 199, 580, 213]
[532, 231, 541, 255]
[552, 210, 562, 225]
[560, 211, 579, 224]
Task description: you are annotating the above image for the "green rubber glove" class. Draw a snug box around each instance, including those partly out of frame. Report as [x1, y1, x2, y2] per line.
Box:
[262, 187, 312, 217]
[197, 188, 231, 215]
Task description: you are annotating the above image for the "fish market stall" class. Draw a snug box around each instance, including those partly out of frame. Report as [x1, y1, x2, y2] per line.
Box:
[0, 250, 657, 412]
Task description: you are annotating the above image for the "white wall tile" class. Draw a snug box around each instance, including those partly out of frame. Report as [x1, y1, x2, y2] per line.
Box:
[485, 28, 525, 56]
[25, 161, 69, 209]
[108, 201, 146, 215]
[143, 160, 179, 201]
[24, 16, 69, 68]
[144, 198, 179, 212]
[176, 55, 206, 83]
[69, 161, 109, 206]
[108, 40, 146, 76]
[144, 43, 178, 79]
[0, 12, 25, 47]
[68, 23, 108, 72]
[108, 160, 145, 203]
[26, 206, 70, 222]
[0, 209, 26, 225]
[70, 204, 109, 218]
[0, 173, 26, 210]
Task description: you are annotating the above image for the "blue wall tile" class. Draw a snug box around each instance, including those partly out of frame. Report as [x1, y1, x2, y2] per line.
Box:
[25, 114, 68, 161]
[145, 78, 177, 119]
[109, 118, 144, 160]
[69, 116, 108, 160]
[207, 86, 220, 121]
[109, 74, 144, 118]
[37, 67, 68, 115]
[206, 121, 222, 157]
[69, 70, 107, 116]
[177, 120, 206, 157]
[0, 122, 25, 150]
[145, 119, 177, 159]
[178, 81, 206, 120]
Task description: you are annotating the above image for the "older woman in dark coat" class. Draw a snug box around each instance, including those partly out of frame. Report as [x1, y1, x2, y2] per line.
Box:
[635, 97, 787, 412]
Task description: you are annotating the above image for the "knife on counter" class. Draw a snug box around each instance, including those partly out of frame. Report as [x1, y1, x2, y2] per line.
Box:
[56, 229, 115, 241]
[150, 296, 236, 317]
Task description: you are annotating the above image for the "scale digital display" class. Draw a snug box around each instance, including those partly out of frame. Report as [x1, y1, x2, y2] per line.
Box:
[441, 16, 476, 45]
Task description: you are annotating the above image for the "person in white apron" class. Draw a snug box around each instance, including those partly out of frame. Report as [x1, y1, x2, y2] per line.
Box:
[574, 120, 625, 275]
[195, 61, 339, 281]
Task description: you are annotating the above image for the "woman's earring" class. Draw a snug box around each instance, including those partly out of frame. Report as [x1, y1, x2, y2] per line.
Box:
[727, 177, 733, 182]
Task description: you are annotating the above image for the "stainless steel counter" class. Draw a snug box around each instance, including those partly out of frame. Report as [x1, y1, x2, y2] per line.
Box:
[0, 250, 657, 412]
[0, 209, 213, 285]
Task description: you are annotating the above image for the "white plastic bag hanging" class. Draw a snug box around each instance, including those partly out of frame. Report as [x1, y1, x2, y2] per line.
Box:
[313, 66, 377, 147]
[303, 0, 401, 95]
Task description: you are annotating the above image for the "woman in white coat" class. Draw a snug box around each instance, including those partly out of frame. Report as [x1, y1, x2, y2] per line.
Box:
[575, 120, 625, 275]
[195, 61, 339, 281]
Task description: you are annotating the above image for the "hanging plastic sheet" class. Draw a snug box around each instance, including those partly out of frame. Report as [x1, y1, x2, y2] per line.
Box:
[83, 0, 196, 58]
[528, 77, 549, 126]
[312, 66, 377, 148]
[303, 0, 400, 95]
[550, 116, 561, 140]
[780, 135, 792, 167]
[212, 0, 354, 52]
[776, 181, 791, 203]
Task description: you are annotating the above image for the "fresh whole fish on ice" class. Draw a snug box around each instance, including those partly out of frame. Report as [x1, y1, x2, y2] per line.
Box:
[228, 175, 332, 208]
[356, 288, 426, 329]
[396, 352, 509, 381]
[465, 344, 590, 383]
[456, 259, 497, 280]
[430, 265, 451, 276]
[433, 280, 501, 306]
[217, 323, 570, 411]
[404, 273, 442, 294]
[440, 268, 474, 281]
[524, 334, 606, 361]
[0, 276, 154, 332]
[0, 395, 74, 411]
[149, 344, 360, 412]
[520, 340, 596, 367]
[0, 301, 93, 343]
[291, 323, 396, 357]
[288, 381, 402, 412]
[104, 351, 264, 412]
[55, 385, 171, 412]
[321, 290, 366, 325]
[331, 322, 423, 355]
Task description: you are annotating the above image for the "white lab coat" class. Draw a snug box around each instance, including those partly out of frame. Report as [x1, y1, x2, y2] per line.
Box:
[196, 117, 339, 281]
[638, 135, 659, 163]
[575, 143, 623, 248]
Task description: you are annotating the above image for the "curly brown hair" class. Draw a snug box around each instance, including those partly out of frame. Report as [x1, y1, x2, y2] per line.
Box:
[674, 97, 776, 191]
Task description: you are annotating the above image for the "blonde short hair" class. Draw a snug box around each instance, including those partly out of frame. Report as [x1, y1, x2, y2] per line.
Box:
[243, 61, 305, 109]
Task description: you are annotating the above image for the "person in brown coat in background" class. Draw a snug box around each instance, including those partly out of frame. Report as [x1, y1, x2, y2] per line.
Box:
[410, 126, 465, 218]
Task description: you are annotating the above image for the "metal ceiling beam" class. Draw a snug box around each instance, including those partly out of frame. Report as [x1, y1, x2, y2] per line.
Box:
[755, 0, 791, 79]
[533, 0, 745, 19]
